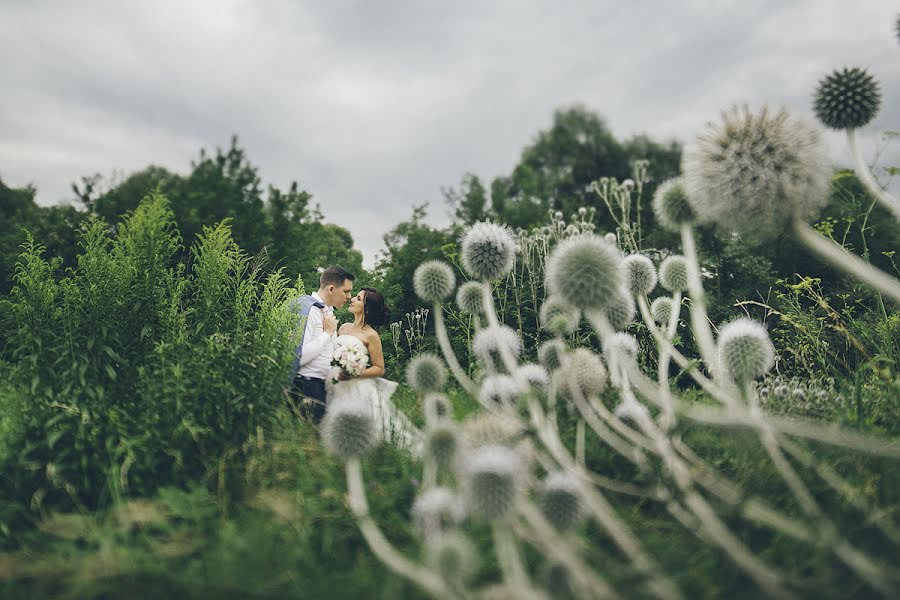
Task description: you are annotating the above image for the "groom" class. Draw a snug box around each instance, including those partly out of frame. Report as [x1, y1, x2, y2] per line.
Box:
[289, 265, 355, 423]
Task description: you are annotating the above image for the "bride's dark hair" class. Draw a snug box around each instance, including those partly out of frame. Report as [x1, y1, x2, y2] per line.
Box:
[361, 287, 390, 329]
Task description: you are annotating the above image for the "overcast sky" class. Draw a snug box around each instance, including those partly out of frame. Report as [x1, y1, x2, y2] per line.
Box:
[1, 1, 897, 266]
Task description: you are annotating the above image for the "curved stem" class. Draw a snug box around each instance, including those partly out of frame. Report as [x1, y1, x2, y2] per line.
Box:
[847, 128, 900, 220]
[432, 302, 478, 396]
[794, 219, 900, 305]
[680, 225, 721, 379]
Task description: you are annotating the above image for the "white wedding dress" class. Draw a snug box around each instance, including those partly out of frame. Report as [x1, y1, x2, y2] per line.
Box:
[327, 335, 423, 455]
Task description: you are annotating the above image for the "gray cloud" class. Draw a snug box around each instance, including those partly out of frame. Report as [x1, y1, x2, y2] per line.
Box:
[1, 0, 897, 266]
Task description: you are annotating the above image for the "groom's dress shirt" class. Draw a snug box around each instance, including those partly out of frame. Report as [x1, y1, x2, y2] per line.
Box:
[298, 292, 335, 380]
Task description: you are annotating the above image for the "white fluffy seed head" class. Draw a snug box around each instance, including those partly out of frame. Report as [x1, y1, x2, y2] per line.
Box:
[558, 348, 607, 401]
[682, 105, 831, 239]
[594, 288, 635, 331]
[461, 412, 525, 450]
[541, 472, 583, 530]
[659, 255, 688, 292]
[412, 487, 466, 533]
[478, 374, 524, 408]
[425, 531, 478, 585]
[545, 234, 623, 312]
[514, 363, 550, 390]
[614, 401, 650, 429]
[717, 318, 775, 383]
[407, 353, 449, 393]
[539, 295, 581, 337]
[460, 221, 517, 280]
[603, 332, 639, 361]
[423, 392, 453, 425]
[425, 422, 460, 469]
[456, 281, 485, 314]
[321, 397, 377, 459]
[472, 325, 522, 366]
[652, 177, 695, 232]
[461, 444, 521, 520]
[622, 254, 658, 296]
[538, 339, 568, 372]
[650, 297, 675, 324]
[414, 260, 456, 303]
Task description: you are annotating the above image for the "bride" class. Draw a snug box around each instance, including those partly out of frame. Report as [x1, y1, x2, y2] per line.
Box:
[327, 287, 423, 454]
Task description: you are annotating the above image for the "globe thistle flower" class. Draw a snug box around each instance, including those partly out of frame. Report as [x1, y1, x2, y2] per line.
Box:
[456, 281, 484, 314]
[538, 339, 568, 372]
[414, 260, 455, 303]
[604, 232, 618, 246]
[461, 444, 522, 520]
[321, 397, 376, 459]
[425, 422, 460, 469]
[650, 296, 675, 324]
[614, 400, 650, 430]
[622, 253, 658, 296]
[592, 288, 635, 331]
[603, 332, 639, 361]
[717, 318, 775, 384]
[424, 392, 453, 424]
[813, 67, 881, 130]
[545, 234, 623, 312]
[460, 221, 517, 281]
[540, 472, 583, 530]
[659, 255, 688, 292]
[478, 374, 524, 408]
[412, 487, 465, 533]
[539, 295, 581, 337]
[407, 353, 448, 393]
[472, 325, 522, 366]
[461, 412, 525, 450]
[682, 105, 831, 239]
[557, 348, 607, 401]
[652, 177, 695, 232]
[425, 532, 478, 585]
[514, 363, 550, 391]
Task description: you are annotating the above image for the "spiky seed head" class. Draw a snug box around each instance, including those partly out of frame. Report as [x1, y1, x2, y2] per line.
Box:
[682, 105, 831, 239]
[650, 297, 674, 324]
[514, 363, 550, 390]
[407, 353, 448, 393]
[652, 177, 696, 231]
[593, 288, 635, 331]
[604, 332, 639, 361]
[622, 254, 658, 296]
[614, 400, 650, 429]
[718, 318, 775, 384]
[604, 232, 618, 246]
[792, 387, 807, 401]
[460, 221, 517, 280]
[425, 422, 459, 469]
[461, 412, 525, 449]
[461, 444, 521, 520]
[813, 67, 881, 130]
[412, 487, 465, 533]
[321, 397, 376, 459]
[456, 281, 485, 314]
[539, 295, 581, 336]
[478, 374, 523, 408]
[423, 393, 453, 424]
[540, 472, 583, 530]
[426, 532, 478, 584]
[659, 255, 688, 292]
[472, 325, 522, 365]
[546, 234, 623, 312]
[414, 260, 455, 303]
[774, 385, 788, 398]
[538, 339, 568, 371]
[558, 348, 607, 401]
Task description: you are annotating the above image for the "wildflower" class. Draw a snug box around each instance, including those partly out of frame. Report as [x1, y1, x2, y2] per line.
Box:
[461, 412, 525, 449]
[461, 444, 522, 520]
[412, 487, 465, 532]
[423, 392, 453, 424]
[413, 260, 455, 303]
[557, 348, 607, 401]
[456, 281, 484, 314]
[538, 339, 568, 371]
[478, 374, 524, 408]
[614, 400, 650, 429]
[426, 532, 478, 585]
[460, 221, 517, 280]
[321, 397, 376, 459]
[407, 353, 448, 393]
[717, 318, 775, 384]
[682, 105, 831, 239]
[594, 288, 635, 331]
[539, 295, 581, 337]
[540, 472, 583, 530]
[813, 67, 881, 130]
[652, 177, 695, 232]
[425, 422, 459, 469]
[473, 325, 522, 365]
[603, 332, 639, 361]
[622, 253, 658, 296]
[659, 255, 688, 292]
[514, 363, 550, 390]
[650, 296, 675, 324]
[546, 234, 623, 312]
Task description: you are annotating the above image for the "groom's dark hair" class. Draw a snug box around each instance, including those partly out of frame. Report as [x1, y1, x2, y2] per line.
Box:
[319, 265, 355, 288]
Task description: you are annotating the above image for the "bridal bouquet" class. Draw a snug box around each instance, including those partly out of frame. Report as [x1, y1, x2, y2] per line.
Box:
[332, 341, 368, 381]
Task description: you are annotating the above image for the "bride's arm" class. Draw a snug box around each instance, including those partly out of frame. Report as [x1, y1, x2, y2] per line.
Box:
[358, 332, 386, 379]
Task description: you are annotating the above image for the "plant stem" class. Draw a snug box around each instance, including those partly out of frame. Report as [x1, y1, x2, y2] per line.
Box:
[847, 128, 900, 220]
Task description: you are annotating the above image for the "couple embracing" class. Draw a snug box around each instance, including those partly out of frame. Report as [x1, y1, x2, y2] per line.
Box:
[288, 266, 421, 452]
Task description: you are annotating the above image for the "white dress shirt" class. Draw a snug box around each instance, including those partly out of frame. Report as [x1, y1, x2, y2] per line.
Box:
[298, 292, 336, 380]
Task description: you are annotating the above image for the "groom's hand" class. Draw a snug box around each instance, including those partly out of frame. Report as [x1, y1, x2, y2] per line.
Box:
[323, 312, 338, 335]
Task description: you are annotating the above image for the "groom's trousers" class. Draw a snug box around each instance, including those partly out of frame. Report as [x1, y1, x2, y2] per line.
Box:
[290, 375, 327, 424]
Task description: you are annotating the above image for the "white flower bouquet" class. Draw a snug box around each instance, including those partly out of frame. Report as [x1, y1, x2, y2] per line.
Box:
[332, 340, 368, 381]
